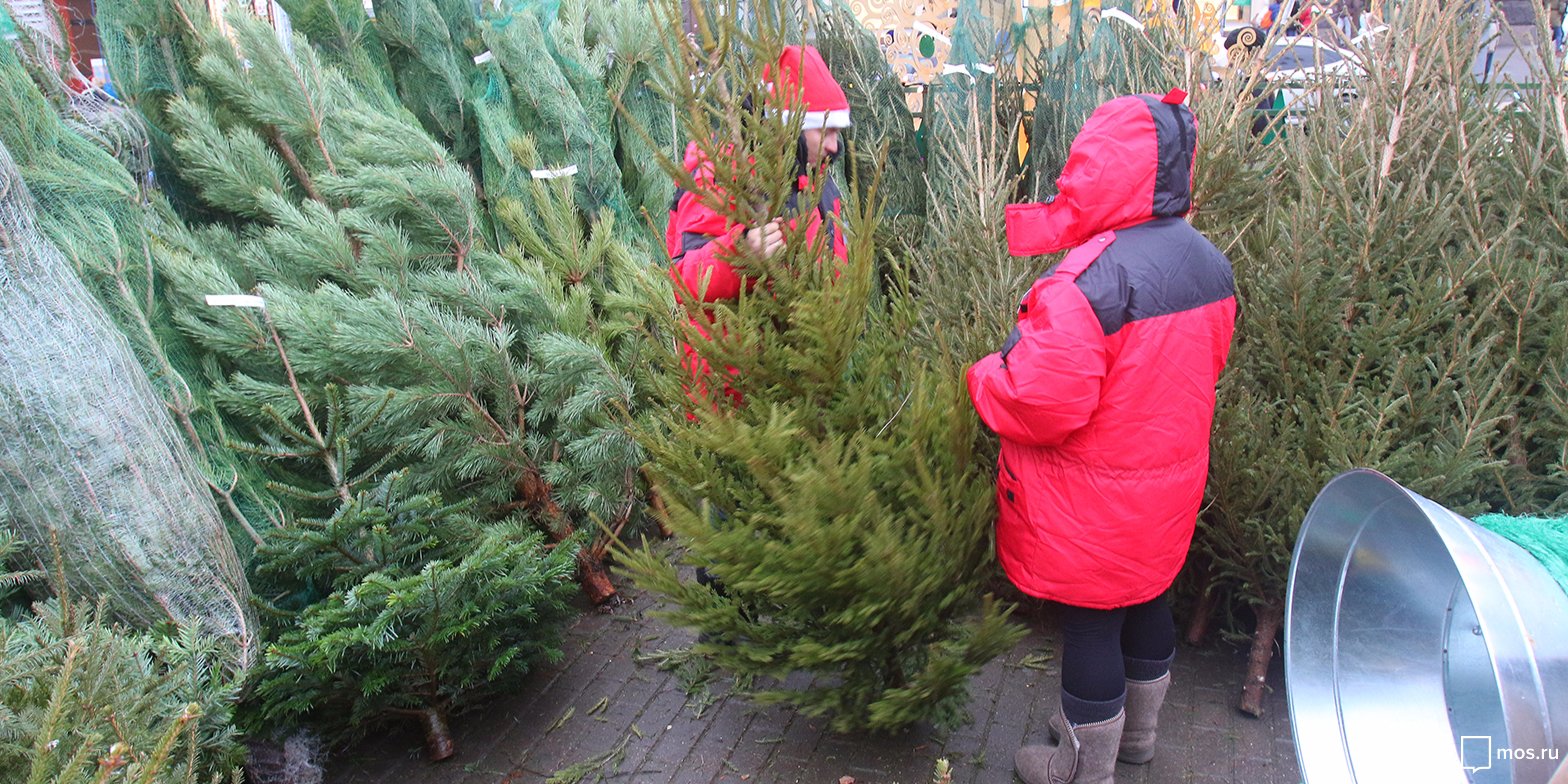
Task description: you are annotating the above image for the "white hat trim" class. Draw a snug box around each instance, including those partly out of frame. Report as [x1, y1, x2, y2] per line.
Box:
[785, 108, 852, 130]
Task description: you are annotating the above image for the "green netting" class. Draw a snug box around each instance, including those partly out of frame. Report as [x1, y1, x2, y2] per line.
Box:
[276, 0, 400, 109]
[1015, 1, 1179, 199]
[0, 130, 255, 667]
[1, 39, 278, 558]
[1475, 513, 1568, 597]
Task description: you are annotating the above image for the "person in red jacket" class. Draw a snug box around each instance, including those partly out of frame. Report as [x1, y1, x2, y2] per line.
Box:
[968, 91, 1237, 784]
[666, 44, 852, 596]
[666, 43, 851, 355]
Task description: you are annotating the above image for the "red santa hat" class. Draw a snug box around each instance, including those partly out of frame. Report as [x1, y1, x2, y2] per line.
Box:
[767, 45, 852, 130]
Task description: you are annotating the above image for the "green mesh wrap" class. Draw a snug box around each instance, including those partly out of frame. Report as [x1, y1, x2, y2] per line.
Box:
[1475, 513, 1568, 598]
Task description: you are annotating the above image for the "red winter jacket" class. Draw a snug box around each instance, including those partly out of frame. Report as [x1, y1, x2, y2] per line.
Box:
[967, 94, 1237, 609]
[667, 141, 848, 408]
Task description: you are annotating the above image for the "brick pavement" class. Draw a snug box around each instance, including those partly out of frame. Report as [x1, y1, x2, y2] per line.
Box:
[331, 588, 1299, 784]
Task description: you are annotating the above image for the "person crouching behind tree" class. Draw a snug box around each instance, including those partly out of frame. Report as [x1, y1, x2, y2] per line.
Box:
[665, 43, 851, 595]
[967, 91, 1237, 784]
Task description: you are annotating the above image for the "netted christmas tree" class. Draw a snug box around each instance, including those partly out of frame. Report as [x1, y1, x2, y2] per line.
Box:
[0, 112, 256, 665]
[618, 0, 1024, 733]
[472, 0, 677, 239]
[96, 0, 654, 601]
[208, 0, 667, 583]
[0, 27, 275, 555]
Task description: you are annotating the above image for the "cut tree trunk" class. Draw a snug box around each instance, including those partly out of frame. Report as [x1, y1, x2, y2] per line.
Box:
[640, 467, 674, 538]
[516, 470, 618, 605]
[1185, 569, 1221, 646]
[1238, 602, 1285, 717]
[418, 706, 456, 761]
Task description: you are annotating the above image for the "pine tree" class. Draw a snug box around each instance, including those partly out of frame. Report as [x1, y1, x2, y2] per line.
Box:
[96, 0, 644, 602]
[618, 1, 1023, 732]
[85, 0, 651, 743]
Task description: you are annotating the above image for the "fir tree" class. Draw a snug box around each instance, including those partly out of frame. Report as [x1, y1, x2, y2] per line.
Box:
[1186, 0, 1564, 712]
[619, 1, 1023, 732]
[97, 0, 647, 603]
[246, 472, 576, 759]
[0, 534, 244, 784]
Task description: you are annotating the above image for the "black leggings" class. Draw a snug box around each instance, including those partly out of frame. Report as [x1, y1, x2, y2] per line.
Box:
[1058, 595, 1175, 724]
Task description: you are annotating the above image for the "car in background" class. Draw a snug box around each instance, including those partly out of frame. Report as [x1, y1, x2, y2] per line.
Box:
[1258, 35, 1364, 118]
[1212, 28, 1367, 134]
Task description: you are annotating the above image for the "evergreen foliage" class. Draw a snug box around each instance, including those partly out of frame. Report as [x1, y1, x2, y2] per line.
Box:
[246, 472, 576, 751]
[0, 96, 256, 663]
[619, 1, 1024, 732]
[812, 0, 925, 222]
[96, 0, 648, 599]
[89, 0, 655, 745]
[1183, 0, 1568, 707]
[0, 536, 244, 784]
[0, 43, 274, 553]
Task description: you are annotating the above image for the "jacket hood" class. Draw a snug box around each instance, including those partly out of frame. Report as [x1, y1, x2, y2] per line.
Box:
[1006, 91, 1198, 256]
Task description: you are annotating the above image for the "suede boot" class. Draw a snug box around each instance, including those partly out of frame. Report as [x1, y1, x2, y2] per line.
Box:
[1015, 710, 1125, 784]
[1118, 673, 1170, 764]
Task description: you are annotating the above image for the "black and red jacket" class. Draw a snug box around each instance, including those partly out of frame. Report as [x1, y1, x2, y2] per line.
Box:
[967, 93, 1238, 609]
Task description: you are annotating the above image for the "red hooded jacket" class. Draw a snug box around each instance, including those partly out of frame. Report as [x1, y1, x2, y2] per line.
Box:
[967, 93, 1237, 609]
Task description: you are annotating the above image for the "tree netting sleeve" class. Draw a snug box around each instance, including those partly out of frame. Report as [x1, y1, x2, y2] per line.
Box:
[1475, 513, 1568, 598]
[0, 139, 255, 669]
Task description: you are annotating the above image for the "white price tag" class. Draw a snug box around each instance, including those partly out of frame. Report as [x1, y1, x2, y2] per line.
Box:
[473, 50, 494, 65]
[1100, 8, 1146, 30]
[529, 164, 578, 179]
[204, 295, 267, 309]
[363, 0, 375, 17]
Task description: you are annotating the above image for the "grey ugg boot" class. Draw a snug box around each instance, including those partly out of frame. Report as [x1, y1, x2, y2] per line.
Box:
[1015, 710, 1125, 784]
[1118, 673, 1170, 764]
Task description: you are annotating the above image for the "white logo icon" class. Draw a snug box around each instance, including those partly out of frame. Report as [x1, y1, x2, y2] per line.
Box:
[1460, 735, 1494, 773]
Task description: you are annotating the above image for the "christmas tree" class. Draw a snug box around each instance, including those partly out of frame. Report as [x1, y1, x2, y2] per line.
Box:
[619, 1, 1023, 732]
[0, 29, 275, 554]
[0, 532, 244, 784]
[246, 472, 576, 759]
[86, 0, 647, 745]
[0, 82, 256, 665]
[97, 0, 648, 601]
[1187, 0, 1567, 713]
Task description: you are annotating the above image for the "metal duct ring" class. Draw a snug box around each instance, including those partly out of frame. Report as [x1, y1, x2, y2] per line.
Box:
[1286, 469, 1568, 784]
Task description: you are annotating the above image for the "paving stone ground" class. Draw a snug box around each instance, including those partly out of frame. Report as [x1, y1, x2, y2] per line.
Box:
[332, 587, 1297, 784]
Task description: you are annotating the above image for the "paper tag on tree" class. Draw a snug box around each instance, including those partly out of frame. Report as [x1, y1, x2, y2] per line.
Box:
[530, 165, 578, 179]
[363, 0, 375, 17]
[1100, 8, 1146, 30]
[205, 294, 267, 309]
[473, 51, 494, 65]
